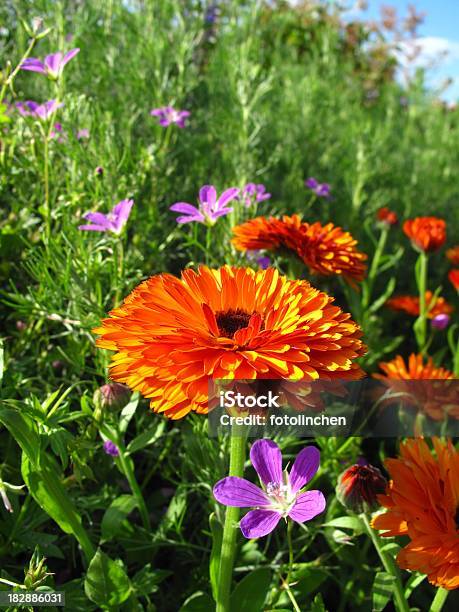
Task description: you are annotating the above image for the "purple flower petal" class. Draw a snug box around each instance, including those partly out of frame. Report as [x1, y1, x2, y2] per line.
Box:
[20, 58, 46, 73]
[83, 212, 111, 226]
[217, 187, 239, 209]
[61, 48, 80, 68]
[240, 509, 281, 538]
[288, 446, 320, 494]
[150, 109, 164, 116]
[288, 490, 326, 523]
[112, 199, 134, 232]
[213, 476, 270, 508]
[170, 202, 201, 216]
[175, 215, 205, 224]
[199, 185, 217, 208]
[210, 207, 233, 219]
[305, 177, 318, 189]
[250, 439, 283, 487]
[45, 52, 63, 76]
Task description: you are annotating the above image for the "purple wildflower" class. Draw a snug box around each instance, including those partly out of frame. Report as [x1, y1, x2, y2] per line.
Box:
[241, 183, 271, 207]
[150, 106, 190, 128]
[16, 100, 63, 121]
[50, 122, 66, 142]
[77, 128, 90, 140]
[103, 440, 119, 457]
[305, 177, 331, 198]
[431, 314, 450, 331]
[95, 166, 104, 176]
[20, 49, 80, 79]
[213, 439, 326, 538]
[246, 250, 271, 270]
[79, 199, 134, 234]
[170, 185, 239, 226]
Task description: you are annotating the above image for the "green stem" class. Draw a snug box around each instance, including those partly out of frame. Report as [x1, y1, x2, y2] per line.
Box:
[114, 238, 125, 306]
[416, 251, 428, 355]
[431, 588, 449, 612]
[361, 513, 409, 612]
[116, 439, 151, 532]
[43, 133, 50, 242]
[362, 226, 388, 310]
[282, 519, 301, 612]
[216, 430, 247, 612]
[0, 36, 38, 103]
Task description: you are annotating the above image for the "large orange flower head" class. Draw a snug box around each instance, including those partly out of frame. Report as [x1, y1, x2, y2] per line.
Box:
[446, 246, 459, 265]
[372, 438, 459, 589]
[375, 353, 455, 381]
[402, 216, 446, 253]
[232, 215, 367, 284]
[94, 266, 366, 419]
[386, 291, 453, 319]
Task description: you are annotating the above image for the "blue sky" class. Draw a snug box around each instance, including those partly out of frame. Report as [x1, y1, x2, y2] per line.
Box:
[344, 0, 459, 101]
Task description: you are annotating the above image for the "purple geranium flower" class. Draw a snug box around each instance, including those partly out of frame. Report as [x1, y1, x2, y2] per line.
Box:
[150, 106, 190, 128]
[16, 100, 63, 121]
[305, 177, 331, 198]
[20, 49, 80, 79]
[103, 440, 119, 457]
[241, 183, 271, 207]
[170, 185, 239, 226]
[79, 199, 134, 234]
[213, 439, 326, 538]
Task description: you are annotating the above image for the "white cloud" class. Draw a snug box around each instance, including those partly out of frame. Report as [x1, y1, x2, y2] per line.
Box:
[396, 36, 459, 69]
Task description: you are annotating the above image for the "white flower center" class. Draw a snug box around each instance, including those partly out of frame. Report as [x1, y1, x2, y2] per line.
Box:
[266, 480, 296, 516]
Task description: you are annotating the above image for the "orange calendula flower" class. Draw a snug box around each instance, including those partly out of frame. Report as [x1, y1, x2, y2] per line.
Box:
[232, 215, 367, 284]
[446, 246, 459, 265]
[402, 216, 446, 252]
[386, 291, 453, 318]
[94, 266, 366, 419]
[449, 269, 459, 292]
[373, 353, 459, 421]
[372, 438, 459, 589]
[376, 207, 398, 226]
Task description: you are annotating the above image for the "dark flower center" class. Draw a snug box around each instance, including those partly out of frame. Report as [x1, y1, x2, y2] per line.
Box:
[216, 308, 252, 338]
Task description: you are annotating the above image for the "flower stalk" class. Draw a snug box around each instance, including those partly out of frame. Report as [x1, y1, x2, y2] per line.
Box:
[360, 513, 410, 612]
[415, 251, 428, 354]
[216, 429, 247, 612]
[431, 587, 449, 612]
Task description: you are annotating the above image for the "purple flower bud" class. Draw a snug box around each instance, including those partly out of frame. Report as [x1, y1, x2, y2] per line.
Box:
[431, 314, 450, 331]
[103, 440, 119, 457]
[95, 382, 131, 410]
[16, 320, 27, 331]
[95, 166, 104, 176]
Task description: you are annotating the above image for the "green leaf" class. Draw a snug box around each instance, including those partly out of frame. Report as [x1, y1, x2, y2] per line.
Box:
[180, 591, 214, 611]
[0, 407, 41, 467]
[369, 277, 396, 313]
[131, 565, 171, 597]
[230, 567, 271, 612]
[21, 453, 94, 561]
[126, 420, 166, 454]
[118, 393, 139, 433]
[323, 516, 364, 533]
[404, 573, 425, 598]
[209, 513, 222, 602]
[84, 549, 131, 609]
[372, 571, 394, 611]
[101, 495, 137, 541]
[309, 593, 327, 612]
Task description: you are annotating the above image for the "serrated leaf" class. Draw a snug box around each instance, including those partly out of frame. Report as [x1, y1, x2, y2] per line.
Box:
[372, 571, 394, 611]
[84, 549, 131, 609]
